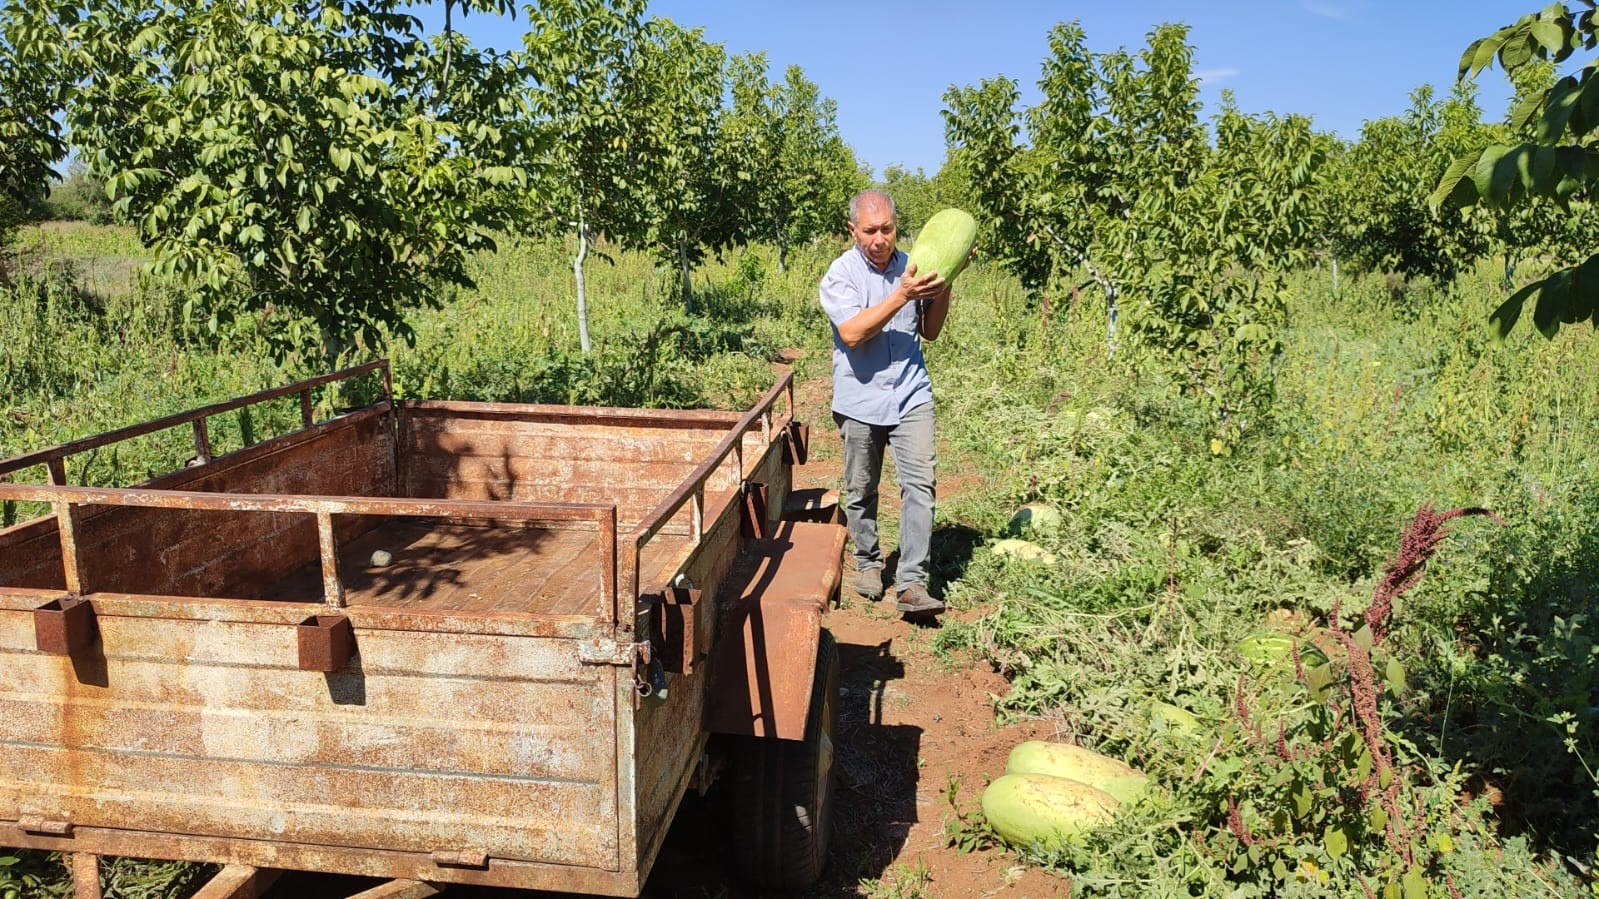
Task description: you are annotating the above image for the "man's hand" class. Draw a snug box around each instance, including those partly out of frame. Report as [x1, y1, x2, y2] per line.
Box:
[901, 263, 947, 301]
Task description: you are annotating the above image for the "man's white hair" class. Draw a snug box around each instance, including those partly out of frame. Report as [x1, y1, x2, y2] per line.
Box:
[849, 190, 896, 225]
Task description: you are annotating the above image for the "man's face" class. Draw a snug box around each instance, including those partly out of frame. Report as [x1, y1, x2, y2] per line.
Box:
[848, 199, 897, 268]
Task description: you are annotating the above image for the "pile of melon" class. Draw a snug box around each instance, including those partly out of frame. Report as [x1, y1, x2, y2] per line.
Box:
[991, 503, 1061, 565]
[981, 741, 1148, 849]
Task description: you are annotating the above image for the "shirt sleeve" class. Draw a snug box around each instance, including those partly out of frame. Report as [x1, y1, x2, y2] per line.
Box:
[818, 262, 863, 328]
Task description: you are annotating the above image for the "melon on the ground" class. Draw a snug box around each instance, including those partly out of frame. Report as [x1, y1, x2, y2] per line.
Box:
[1004, 741, 1148, 806]
[1235, 632, 1329, 669]
[1148, 701, 1204, 736]
[1007, 503, 1061, 537]
[991, 538, 1056, 565]
[906, 208, 978, 283]
[981, 773, 1118, 850]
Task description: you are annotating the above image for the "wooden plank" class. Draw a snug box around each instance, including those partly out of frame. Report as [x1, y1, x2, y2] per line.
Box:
[191, 865, 282, 899]
[404, 454, 706, 494]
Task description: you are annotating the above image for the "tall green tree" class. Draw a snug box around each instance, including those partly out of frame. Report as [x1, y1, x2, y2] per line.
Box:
[1433, 4, 1599, 338]
[634, 19, 730, 312]
[522, 0, 652, 353]
[51, 0, 525, 370]
[0, 0, 75, 258]
[945, 21, 1329, 445]
[722, 55, 861, 272]
[1340, 83, 1490, 283]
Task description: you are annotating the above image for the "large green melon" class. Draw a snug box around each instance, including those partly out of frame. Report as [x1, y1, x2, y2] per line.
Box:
[1005, 741, 1148, 806]
[906, 208, 978, 283]
[981, 773, 1118, 849]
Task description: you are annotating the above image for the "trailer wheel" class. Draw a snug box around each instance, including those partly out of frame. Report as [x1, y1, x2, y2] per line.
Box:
[730, 628, 839, 891]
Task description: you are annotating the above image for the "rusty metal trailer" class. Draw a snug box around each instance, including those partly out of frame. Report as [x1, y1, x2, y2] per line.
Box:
[0, 361, 845, 897]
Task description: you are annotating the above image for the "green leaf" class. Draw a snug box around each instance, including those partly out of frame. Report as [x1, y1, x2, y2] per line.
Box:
[1530, 19, 1566, 54]
[1532, 271, 1571, 338]
[1470, 145, 1510, 205]
[1323, 825, 1349, 860]
[1385, 655, 1408, 694]
[1430, 152, 1480, 210]
[1500, 33, 1535, 70]
[1489, 280, 1538, 341]
[1402, 867, 1428, 899]
[1539, 76, 1583, 141]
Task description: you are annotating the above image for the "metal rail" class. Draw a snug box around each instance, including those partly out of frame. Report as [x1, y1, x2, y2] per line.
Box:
[0, 360, 390, 480]
[617, 371, 795, 625]
[0, 483, 618, 616]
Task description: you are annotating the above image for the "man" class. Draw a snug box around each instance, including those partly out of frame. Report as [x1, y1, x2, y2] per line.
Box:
[819, 190, 952, 616]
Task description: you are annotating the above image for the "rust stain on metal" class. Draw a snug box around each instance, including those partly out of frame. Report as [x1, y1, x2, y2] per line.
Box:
[315, 511, 345, 607]
[431, 849, 488, 869]
[71, 853, 101, 899]
[346, 880, 442, 899]
[648, 586, 703, 674]
[19, 815, 73, 836]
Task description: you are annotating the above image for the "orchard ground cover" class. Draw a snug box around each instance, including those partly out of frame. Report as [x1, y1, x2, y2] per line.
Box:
[4, 224, 1599, 896]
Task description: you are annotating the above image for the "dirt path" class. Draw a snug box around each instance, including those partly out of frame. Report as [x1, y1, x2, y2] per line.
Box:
[625, 371, 1068, 898]
[762, 371, 1064, 898]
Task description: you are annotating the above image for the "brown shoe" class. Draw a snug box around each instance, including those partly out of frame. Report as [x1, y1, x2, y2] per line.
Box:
[853, 566, 885, 600]
[895, 583, 944, 615]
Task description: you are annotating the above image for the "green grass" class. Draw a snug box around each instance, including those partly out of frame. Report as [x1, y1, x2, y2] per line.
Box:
[6, 225, 1599, 895]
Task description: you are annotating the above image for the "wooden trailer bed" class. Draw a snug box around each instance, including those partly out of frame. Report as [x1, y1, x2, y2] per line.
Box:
[0, 361, 823, 897]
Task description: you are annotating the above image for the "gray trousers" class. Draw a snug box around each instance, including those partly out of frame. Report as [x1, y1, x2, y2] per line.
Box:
[835, 402, 936, 589]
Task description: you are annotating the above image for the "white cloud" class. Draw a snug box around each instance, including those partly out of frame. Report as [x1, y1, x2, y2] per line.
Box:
[1196, 67, 1241, 86]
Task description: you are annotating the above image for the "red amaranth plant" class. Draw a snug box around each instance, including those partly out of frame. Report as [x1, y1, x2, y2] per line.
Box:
[1365, 505, 1502, 643]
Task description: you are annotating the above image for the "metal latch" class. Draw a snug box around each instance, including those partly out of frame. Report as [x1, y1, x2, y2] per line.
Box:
[18, 815, 73, 836]
[432, 849, 487, 868]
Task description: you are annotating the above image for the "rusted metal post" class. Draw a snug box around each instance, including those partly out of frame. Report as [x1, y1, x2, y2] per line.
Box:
[191, 417, 212, 465]
[300, 388, 314, 427]
[190, 864, 282, 899]
[71, 853, 101, 899]
[691, 486, 703, 544]
[52, 500, 85, 593]
[316, 510, 344, 607]
[598, 505, 617, 631]
[347, 882, 442, 899]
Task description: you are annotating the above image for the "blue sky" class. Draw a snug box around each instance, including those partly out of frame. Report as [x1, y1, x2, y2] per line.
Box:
[421, 1, 1537, 177]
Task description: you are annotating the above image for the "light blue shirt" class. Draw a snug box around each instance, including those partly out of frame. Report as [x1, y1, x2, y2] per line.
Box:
[819, 245, 933, 426]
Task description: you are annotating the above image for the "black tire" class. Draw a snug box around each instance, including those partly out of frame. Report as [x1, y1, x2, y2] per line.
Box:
[729, 628, 839, 891]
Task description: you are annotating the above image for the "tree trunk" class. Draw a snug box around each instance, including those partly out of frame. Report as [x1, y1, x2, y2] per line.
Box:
[574, 219, 592, 354]
[777, 235, 789, 274]
[1332, 255, 1340, 298]
[1106, 285, 1119, 358]
[319, 323, 348, 411]
[679, 234, 694, 314]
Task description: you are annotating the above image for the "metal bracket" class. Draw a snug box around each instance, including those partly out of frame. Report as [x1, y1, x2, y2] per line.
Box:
[431, 850, 487, 869]
[19, 815, 73, 836]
